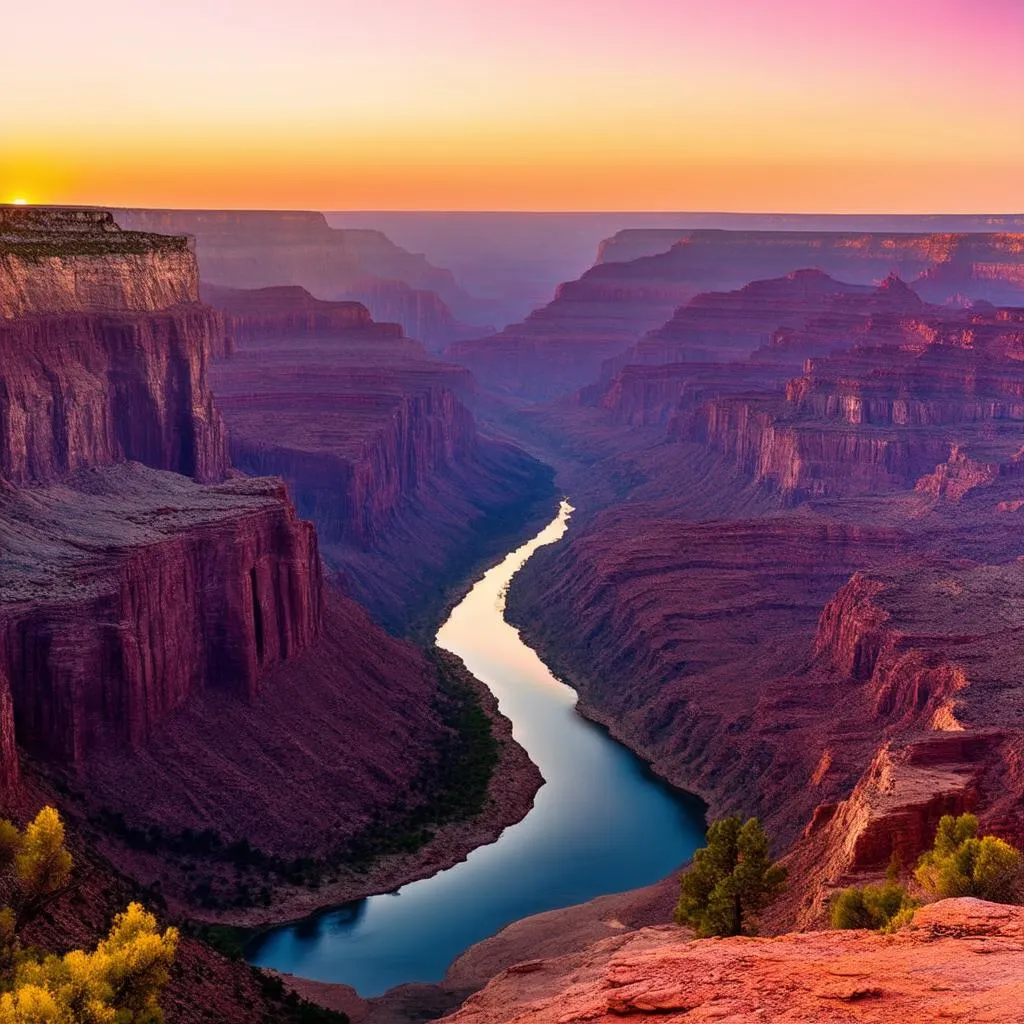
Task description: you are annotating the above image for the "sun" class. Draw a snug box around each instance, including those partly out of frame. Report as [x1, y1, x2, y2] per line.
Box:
[11, 198, 28, 206]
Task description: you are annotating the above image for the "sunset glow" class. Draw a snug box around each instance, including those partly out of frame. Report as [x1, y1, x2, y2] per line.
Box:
[3, 0, 1023, 211]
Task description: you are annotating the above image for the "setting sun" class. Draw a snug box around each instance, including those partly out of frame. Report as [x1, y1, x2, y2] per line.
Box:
[10, 199, 28, 206]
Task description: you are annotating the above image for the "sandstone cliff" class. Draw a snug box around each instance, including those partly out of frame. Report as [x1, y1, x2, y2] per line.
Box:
[0, 207, 229, 484]
[1, 207, 199, 318]
[687, 301, 1024, 502]
[0, 307, 229, 484]
[0, 465, 321, 768]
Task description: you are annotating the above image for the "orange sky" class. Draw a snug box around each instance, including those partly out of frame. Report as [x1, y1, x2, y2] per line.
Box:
[3, 0, 1023, 211]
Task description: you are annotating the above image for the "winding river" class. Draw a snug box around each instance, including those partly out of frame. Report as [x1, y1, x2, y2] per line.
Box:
[248, 500, 706, 996]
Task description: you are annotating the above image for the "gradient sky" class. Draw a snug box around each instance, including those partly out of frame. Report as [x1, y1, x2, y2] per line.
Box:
[3, 0, 1022, 211]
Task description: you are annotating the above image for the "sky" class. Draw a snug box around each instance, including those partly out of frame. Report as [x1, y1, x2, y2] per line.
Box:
[3, 0, 1023, 211]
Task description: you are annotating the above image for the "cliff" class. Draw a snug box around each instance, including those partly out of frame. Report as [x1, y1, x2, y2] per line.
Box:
[689, 302, 1024, 502]
[204, 282, 378, 343]
[443, 900, 1024, 1024]
[0, 207, 229, 485]
[449, 231, 1024, 398]
[1, 207, 198, 318]
[0, 464, 322, 767]
[582, 272, 914, 428]
[597, 218, 1024, 264]
[0, 307, 229, 485]
[603, 270, 912, 378]
[111, 207, 485, 348]
[507, 503, 915, 850]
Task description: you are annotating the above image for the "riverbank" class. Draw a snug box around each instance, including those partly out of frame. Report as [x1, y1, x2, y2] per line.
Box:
[188, 662, 544, 930]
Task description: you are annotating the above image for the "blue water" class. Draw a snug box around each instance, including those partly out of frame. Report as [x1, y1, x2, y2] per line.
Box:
[248, 500, 705, 996]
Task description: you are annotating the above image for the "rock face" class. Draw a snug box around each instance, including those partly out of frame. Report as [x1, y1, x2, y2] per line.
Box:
[203, 282, 376, 344]
[208, 285, 554, 631]
[443, 899, 1024, 1024]
[1, 207, 199, 318]
[0, 465, 322, 767]
[449, 231, 1024, 398]
[691, 302, 1024, 502]
[111, 208, 485, 348]
[0, 307, 229, 485]
[581, 271, 910, 427]
[0, 211, 324, 794]
[0, 207, 229, 485]
[509, 505, 909, 849]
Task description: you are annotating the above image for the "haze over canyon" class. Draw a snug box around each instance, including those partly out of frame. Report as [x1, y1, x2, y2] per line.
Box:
[4, 2, 1024, 1016]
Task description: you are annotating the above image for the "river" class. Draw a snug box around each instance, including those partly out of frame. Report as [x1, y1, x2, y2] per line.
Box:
[248, 500, 706, 996]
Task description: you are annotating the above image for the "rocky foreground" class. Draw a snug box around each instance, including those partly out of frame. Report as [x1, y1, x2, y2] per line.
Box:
[445, 899, 1024, 1024]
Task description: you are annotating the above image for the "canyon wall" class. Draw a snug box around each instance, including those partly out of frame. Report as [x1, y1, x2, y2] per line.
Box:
[1, 207, 229, 484]
[0, 467, 322, 767]
[690, 304, 1024, 502]
[112, 207, 486, 347]
[0, 307, 230, 484]
[501, 244, 1024, 934]
[0, 209, 321, 783]
[449, 231, 1024, 398]
[1, 207, 199, 316]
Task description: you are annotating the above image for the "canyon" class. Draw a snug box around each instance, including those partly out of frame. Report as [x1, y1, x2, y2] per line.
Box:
[203, 281, 554, 631]
[111, 208, 489, 349]
[502, 250, 1024, 945]
[448, 230, 1024, 398]
[8, 201, 1024, 1024]
[0, 206, 553, 1022]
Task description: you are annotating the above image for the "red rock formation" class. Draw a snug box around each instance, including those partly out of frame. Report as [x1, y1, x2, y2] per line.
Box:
[204, 283, 377, 344]
[507, 502, 915, 846]
[450, 231, 1024, 398]
[0, 307, 229, 485]
[689, 303, 1024, 502]
[111, 207, 485, 347]
[1, 207, 199, 317]
[604, 269, 882, 376]
[0, 208, 229, 485]
[0, 465, 322, 766]
[582, 273, 919, 429]
[443, 900, 1024, 1024]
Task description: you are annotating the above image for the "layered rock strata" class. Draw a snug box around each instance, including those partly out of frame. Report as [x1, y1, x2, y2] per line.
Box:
[450, 231, 1024, 398]
[0, 464, 321, 767]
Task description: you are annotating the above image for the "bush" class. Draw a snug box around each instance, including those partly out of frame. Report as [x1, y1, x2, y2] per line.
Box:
[0, 807, 177, 1021]
[831, 882, 917, 931]
[915, 814, 1022, 903]
[675, 817, 786, 937]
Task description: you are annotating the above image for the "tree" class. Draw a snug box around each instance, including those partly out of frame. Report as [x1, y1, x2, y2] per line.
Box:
[0, 807, 177, 1023]
[675, 817, 787, 937]
[12, 807, 72, 930]
[915, 814, 1022, 903]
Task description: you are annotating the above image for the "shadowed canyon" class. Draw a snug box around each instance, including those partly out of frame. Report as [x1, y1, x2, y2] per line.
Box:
[5, 202, 1024, 1024]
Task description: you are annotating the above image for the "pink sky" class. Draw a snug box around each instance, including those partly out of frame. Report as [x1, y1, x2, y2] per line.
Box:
[3, 0, 1022, 209]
